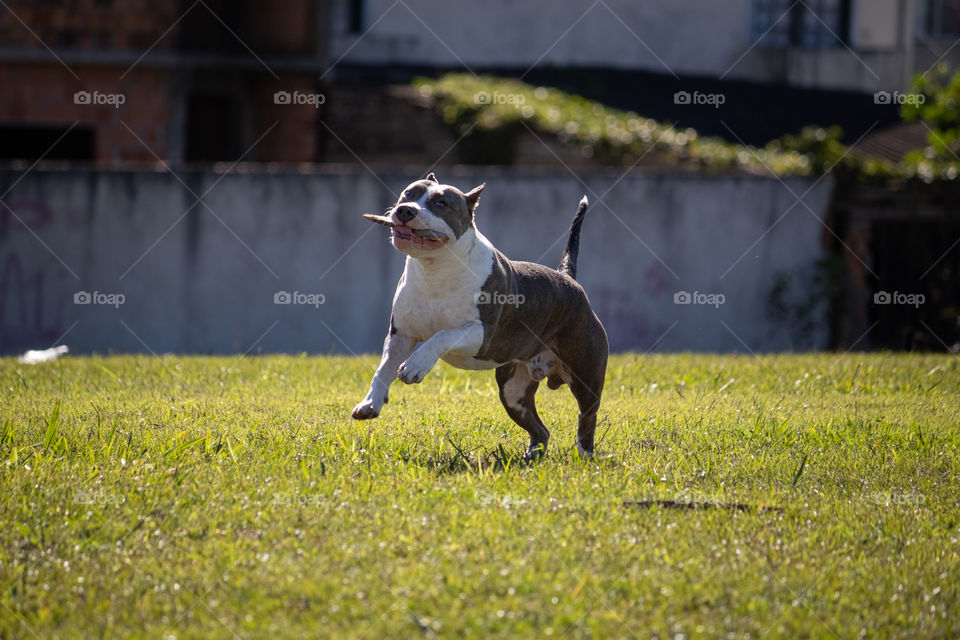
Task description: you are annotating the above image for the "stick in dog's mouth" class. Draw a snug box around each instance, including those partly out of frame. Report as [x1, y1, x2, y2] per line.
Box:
[362, 213, 395, 227]
[362, 214, 447, 239]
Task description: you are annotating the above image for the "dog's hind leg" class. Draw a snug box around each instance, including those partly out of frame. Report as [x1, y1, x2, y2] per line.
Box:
[558, 333, 607, 459]
[569, 377, 603, 459]
[496, 362, 550, 460]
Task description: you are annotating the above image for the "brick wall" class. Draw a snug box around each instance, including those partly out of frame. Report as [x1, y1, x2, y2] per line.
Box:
[241, 0, 317, 55]
[0, 0, 184, 51]
[319, 85, 457, 166]
[0, 0, 321, 166]
[253, 76, 322, 164]
[0, 0, 316, 54]
[0, 64, 171, 165]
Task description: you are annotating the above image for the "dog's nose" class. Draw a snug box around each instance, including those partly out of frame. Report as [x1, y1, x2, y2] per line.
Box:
[394, 204, 418, 223]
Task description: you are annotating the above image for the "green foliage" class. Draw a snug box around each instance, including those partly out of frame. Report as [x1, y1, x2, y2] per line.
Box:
[1, 353, 959, 638]
[763, 126, 848, 175]
[902, 63, 960, 135]
[417, 72, 960, 185]
[896, 64, 960, 182]
[415, 74, 811, 175]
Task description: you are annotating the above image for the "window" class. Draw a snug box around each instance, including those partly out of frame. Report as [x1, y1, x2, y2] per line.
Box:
[0, 125, 94, 162]
[918, 0, 960, 38]
[751, 0, 852, 48]
[348, 0, 364, 34]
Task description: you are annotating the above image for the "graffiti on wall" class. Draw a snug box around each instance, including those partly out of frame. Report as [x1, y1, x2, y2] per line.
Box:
[0, 199, 80, 350]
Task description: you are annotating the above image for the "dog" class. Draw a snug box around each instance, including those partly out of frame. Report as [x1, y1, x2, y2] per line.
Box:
[351, 173, 608, 459]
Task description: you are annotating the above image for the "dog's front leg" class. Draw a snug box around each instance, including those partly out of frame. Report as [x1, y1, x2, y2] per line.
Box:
[352, 330, 417, 419]
[398, 323, 484, 384]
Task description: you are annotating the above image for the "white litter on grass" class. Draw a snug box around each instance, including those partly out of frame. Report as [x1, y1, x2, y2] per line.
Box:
[18, 345, 69, 364]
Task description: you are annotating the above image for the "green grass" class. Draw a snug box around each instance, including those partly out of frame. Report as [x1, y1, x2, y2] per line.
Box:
[1, 353, 958, 639]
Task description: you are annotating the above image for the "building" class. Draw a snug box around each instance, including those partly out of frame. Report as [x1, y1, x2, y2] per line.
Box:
[2, 0, 960, 167]
[329, 0, 960, 93]
[0, 0, 328, 166]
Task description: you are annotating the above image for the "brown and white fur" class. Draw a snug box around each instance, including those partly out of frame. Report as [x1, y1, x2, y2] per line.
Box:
[351, 173, 608, 459]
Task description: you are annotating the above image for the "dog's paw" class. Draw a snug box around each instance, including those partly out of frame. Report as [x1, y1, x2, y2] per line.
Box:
[351, 398, 381, 420]
[398, 354, 434, 384]
[524, 442, 547, 461]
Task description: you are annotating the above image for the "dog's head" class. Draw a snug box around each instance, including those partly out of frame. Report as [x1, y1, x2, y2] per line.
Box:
[388, 173, 484, 256]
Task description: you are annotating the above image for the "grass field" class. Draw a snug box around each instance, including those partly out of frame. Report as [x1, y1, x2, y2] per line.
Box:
[1, 352, 958, 639]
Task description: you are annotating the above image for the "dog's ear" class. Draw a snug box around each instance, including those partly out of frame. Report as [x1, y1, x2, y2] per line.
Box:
[464, 184, 485, 214]
[425, 172, 438, 183]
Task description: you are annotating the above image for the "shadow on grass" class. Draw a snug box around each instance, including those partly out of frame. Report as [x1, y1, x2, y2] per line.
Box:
[428, 439, 535, 475]
[411, 436, 623, 476]
[622, 500, 783, 513]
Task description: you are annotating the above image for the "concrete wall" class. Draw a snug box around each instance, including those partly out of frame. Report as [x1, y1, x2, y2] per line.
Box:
[0, 167, 833, 355]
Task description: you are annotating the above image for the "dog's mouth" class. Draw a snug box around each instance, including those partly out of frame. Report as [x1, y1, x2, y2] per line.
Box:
[361, 213, 449, 251]
[391, 225, 448, 250]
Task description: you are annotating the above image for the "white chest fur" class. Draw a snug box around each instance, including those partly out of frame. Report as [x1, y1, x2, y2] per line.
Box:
[391, 228, 495, 342]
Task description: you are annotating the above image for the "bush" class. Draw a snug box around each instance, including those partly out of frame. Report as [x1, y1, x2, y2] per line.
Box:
[415, 74, 810, 175]
[416, 72, 960, 185]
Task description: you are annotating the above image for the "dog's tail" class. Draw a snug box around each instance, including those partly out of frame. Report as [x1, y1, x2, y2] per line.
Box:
[558, 196, 589, 280]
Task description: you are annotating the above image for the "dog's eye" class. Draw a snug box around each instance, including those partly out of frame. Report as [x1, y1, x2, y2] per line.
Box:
[432, 200, 446, 208]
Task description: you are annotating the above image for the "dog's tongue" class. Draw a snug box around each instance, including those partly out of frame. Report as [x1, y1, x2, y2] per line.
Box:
[362, 213, 394, 227]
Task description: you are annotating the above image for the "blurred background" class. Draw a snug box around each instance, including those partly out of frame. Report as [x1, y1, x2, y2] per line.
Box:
[1, 0, 959, 355]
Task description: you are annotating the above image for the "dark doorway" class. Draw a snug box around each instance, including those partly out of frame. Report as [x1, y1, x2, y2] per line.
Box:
[184, 94, 243, 163]
[871, 220, 960, 350]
